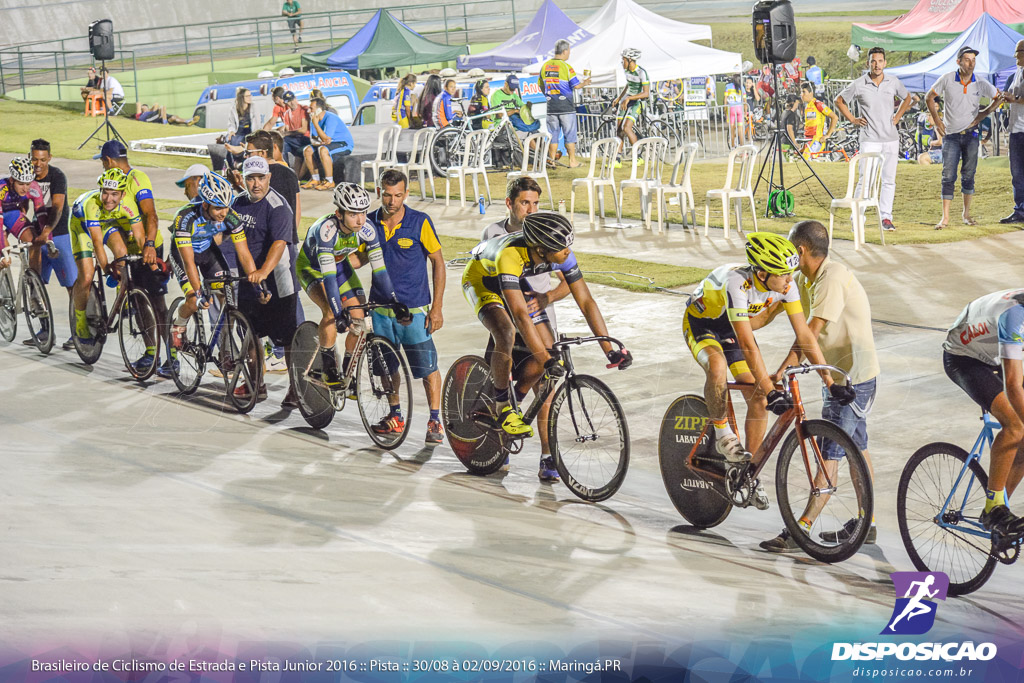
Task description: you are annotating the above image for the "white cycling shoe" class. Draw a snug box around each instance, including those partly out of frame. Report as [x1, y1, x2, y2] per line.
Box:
[716, 434, 752, 463]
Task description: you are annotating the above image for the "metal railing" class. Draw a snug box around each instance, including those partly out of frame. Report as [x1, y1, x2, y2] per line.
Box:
[0, 49, 138, 101]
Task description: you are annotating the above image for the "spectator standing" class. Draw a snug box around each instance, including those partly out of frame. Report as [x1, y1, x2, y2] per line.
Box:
[175, 164, 208, 201]
[834, 47, 913, 232]
[780, 95, 801, 150]
[538, 39, 591, 168]
[800, 81, 839, 158]
[1001, 40, 1024, 225]
[302, 97, 354, 191]
[419, 75, 442, 128]
[282, 0, 303, 51]
[926, 46, 1004, 230]
[99, 67, 125, 110]
[725, 75, 746, 147]
[760, 220, 881, 552]
[491, 75, 539, 134]
[804, 56, 824, 95]
[393, 74, 418, 129]
[209, 87, 254, 172]
[279, 91, 311, 171]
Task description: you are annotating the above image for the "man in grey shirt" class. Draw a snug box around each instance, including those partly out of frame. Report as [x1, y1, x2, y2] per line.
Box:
[1001, 40, 1024, 225]
[834, 47, 913, 232]
[926, 46, 1004, 229]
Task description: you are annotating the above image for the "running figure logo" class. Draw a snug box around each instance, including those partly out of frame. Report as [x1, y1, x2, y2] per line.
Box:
[881, 572, 949, 635]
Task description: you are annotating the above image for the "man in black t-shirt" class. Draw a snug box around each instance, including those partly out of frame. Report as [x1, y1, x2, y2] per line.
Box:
[779, 95, 801, 150]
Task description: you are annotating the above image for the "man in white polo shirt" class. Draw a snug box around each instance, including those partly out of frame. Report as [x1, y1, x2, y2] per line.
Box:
[1001, 40, 1024, 225]
[834, 47, 913, 232]
[926, 46, 1004, 230]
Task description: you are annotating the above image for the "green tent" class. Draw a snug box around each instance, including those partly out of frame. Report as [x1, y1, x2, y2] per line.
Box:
[301, 10, 468, 70]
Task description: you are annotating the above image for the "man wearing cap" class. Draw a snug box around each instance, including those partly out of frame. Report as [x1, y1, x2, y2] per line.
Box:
[1001, 40, 1024, 225]
[491, 76, 540, 134]
[279, 91, 310, 171]
[927, 46, 1004, 229]
[834, 47, 913, 232]
[176, 164, 208, 201]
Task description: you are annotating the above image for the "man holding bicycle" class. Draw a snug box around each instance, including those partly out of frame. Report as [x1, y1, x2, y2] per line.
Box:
[612, 48, 649, 147]
[943, 289, 1024, 538]
[462, 211, 631, 480]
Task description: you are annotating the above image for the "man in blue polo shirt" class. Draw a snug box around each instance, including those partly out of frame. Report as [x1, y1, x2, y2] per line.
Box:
[303, 96, 355, 191]
[359, 168, 447, 445]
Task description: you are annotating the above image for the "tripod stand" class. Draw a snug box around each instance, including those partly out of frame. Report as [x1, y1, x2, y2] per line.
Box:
[77, 60, 128, 150]
[752, 65, 832, 217]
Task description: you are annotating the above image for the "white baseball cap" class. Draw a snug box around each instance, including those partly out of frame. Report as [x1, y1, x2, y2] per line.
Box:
[175, 163, 209, 187]
[242, 156, 270, 177]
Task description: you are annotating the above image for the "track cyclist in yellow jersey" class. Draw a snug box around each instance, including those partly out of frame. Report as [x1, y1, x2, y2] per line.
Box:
[683, 232, 854, 464]
[612, 48, 650, 147]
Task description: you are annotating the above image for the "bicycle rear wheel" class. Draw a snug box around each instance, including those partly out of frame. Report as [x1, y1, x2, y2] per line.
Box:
[357, 335, 413, 450]
[775, 419, 874, 563]
[897, 443, 997, 596]
[658, 394, 732, 529]
[222, 308, 262, 414]
[288, 321, 335, 429]
[166, 297, 206, 394]
[430, 127, 463, 177]
[549, 375, 629, 502]
[118, 288, 159, 380]
[440, 354, 509, 475]
[0, 267, 17, 342]
[22, 269, 54, 354]
[648, 120, 680, 160]
[70, 276, 106, 364]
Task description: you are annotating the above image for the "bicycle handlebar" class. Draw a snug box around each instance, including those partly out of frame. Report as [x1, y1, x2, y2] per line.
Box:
[552, 335, 624, 352]
[203, 275, 269, 297]
[1, 241, 31, 257]
[782, 362, 853, 386]
[344, 301, 405, 314]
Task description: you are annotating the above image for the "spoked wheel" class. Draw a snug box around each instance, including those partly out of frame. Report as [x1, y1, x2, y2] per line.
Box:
[776, 419, 874, 563]
[648, 120, 680, 161]
[658, 394, 732, 529]
[897, 443, 997, 596]
[357, 335, 413, 450]
[288, 321, 335, 429]
[22, 270, 54, 354]
[0, 268, 18, 342]
[222, 308, 263, 414]
[166, 296, 206, 395]
[429, 127, 463, 177]
[596, 120, 626, 157]
[549, 375, 629, 502]
[440, 354, 510, 475]
[501, 128, 524, 171]
[118, 288, 160, 381]
[70, 275, 106, 364]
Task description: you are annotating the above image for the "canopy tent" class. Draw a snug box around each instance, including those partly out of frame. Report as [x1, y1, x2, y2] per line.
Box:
[301, 10, 467, 70]
[886, 13, 1024, 92]
[851, 0, 1024, 52]
[580, 0, 711, 43]
[458, 0, 592, 71]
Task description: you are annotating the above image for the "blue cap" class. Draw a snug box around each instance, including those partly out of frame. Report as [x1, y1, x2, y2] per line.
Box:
[92, 140, 128, 160]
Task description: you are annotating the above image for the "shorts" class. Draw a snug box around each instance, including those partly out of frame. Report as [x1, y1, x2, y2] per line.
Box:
[461, 261, 504, 318]
[804, 139, 824, 155]
[682, 310, 751, 377]
[618, 101, 644, 125]
[545, 112, 578, 144]
[296, 248, 364, 300]
[169, 242, 232, 296]
[305, 140, 352, 156]
[928, 149, 942, 163]
[510, 113, 540, 133]
[371, 308, 438, 379]
[39, 233, 77, 288]
[820, 377, 876, 460]
[287, 18, 302, 33]
[944, 350, 1007, 412]
[3, 210, 35, 241]
[239, 292, 298, 348]
[137, 110, 163, 123]
[729, 105, 744, 125]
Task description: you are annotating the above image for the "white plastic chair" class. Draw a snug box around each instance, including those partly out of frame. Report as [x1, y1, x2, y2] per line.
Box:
[652, 141, 699, 232]
[828, 152, 884, 251]
[507, 131, 553, 208]
[619, 137, 668, 230]
[445, 129, 491, 208]
[571, 136, 621, 227]
[360, 123, 401, 186]
[704, 144, 758, 238]
[394, 127, 437, 200]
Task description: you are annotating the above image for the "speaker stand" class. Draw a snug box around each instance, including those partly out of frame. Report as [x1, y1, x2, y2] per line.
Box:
[77, 60, 128, 151]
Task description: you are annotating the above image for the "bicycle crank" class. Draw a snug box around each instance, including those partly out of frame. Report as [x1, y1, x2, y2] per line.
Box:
[991, 531, 1021, 565]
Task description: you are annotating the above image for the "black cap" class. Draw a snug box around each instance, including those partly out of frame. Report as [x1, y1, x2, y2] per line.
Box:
[957, 46, 979, 59]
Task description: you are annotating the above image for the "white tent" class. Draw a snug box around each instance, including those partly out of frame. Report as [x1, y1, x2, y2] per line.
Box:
[580, 0, 712, 43]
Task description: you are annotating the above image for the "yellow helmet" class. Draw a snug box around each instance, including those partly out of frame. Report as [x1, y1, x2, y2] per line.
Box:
[745, 232, 799, 275]
[97, 168, 128, 192]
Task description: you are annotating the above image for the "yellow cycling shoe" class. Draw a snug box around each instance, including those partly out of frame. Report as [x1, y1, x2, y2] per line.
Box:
[499, 406, 533, 437]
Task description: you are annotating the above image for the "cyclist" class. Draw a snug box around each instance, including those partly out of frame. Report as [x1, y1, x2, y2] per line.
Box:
[612, 48, 650, 147]
[295, 182, 410, 397]
[683, 232, 851, 464]
[1, 157, 46, 265]
[943, 289, 1024, 538]
[462, 211, 632, 480]
[800, 82, 838, 159]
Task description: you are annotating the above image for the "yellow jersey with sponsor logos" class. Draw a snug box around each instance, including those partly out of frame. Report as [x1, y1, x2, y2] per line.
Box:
[686, 264, 802, 323]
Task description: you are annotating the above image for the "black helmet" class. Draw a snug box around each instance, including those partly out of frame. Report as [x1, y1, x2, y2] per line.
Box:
[522, 211, 574, 251]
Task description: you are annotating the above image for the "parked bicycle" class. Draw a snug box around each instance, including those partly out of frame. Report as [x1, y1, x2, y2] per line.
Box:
[595, 102, 681, 160]
[429, 108, 524, 177]
[165, 275, 264, 414]
[659, 363, 874, 563]
[0, 239, 56, 355]
[441, 334, 630, 502]
[288, 301, 413, 450]
[897, 413, 1022, 596]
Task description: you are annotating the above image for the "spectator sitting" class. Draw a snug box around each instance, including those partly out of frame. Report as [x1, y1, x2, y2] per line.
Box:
[917, 110, 944, 165]
[262, 86, 287, 131]
[302, 97, 354, 191]
[134, 102, 197, 125]
[433, 79, 463, 129]
[419, 75, 442, 128]
[279, 90, 311, 172]
[80, 67, 102, 105]
[309, 89, 337, 115]
[99, 67, 125, 111]
[467, 79, 493, 130]
[490, 75, 540, 134]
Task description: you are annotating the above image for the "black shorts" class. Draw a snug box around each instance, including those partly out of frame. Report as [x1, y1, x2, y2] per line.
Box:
[484, 318, 554, 383]
[169, 243, 233, 295]
[943, 350, 1007, 412]
[239, 292, 298, 348]
[125, 245, 169, 298]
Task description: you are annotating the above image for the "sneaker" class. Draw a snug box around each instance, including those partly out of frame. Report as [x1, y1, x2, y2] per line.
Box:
[425, 419, 444, 444]
[170, 324, 187, 349]
[500, 455, 510, 472]
[759, 529, 800, 553]
[308, 367, 343, 389]
[881, 219, 896, 232]
[233, 383, 268, 401]
[715, 434, 751, 463]
[130, 355, 156, 374]
[156, 358, 179, 379]
[371, 414, 406, 435]
[61, 336, 75, 351]
[980, 505, 1024, 536]
[281, 391, 300, 409]
[22, 329, 48, 346]
[538, 455, 560, 482]
[265, 354, 288, 374]
[499, 405, 533, 437]
[818, 518, 877, 544]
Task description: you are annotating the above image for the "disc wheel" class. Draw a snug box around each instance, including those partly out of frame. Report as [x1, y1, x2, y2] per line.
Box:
[440, 354, 510, 475]
[22, 269, 54, 354]
[0, 267, 18, 342]
[288, 321, 335, 429]
[357, 335, 413, 450]
[222, 308, 262, 414]
[118, 288, 159, 381]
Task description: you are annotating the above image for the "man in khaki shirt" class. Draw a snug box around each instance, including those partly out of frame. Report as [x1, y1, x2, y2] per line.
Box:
[761, 220, 880, 553]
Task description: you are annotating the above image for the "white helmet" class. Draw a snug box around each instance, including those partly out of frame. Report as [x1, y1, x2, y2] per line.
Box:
[523, 211, 574, 252]
[8, 157, 34, 183]
[198, 172, 234, 208]
[621, 48, 641, 62]
[278, 67, 295, 78]
[333, 182, 370, 213]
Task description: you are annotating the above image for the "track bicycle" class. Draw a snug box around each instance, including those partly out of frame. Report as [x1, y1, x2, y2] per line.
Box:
[896, 413, 1022, 596]
[595, 102, 681, 160]
[441, 334, 630, 502]
[288, 302, 413, 450]
[659, 363, 874, 563]
[68, 254, 164, 381]
[0, 239, 56, 355]
[429, 108, 524, 177]
[165, 276, 264, 414]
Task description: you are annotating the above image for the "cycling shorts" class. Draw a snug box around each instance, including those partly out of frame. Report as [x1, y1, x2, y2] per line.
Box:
[2, 210, 35, 241]
[169, 242, 232, 297]
[682, 311, 751, 377]
[619, 100, 644, 125]
[943, 350, 1010, 412]
[69, 218, 97, 260]
[461, 260, 505, 318]
[729, 105, 744, 125]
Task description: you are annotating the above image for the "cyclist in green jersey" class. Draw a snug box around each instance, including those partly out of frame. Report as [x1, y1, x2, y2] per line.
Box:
[612, 48, 650, 146]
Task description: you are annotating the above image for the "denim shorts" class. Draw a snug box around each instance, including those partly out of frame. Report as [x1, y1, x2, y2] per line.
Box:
[820, 377, 876, 460]
[546, 112, 578, 144]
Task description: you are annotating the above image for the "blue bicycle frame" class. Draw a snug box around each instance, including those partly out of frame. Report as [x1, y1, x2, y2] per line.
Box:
[938, 413, 1001, 540]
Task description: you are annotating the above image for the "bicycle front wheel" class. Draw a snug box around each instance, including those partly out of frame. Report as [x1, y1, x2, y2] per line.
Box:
[648, 120, 680, 161]
[223, 308, 263, 414]
[166, 297, 206, 394]
[549, 375, 629, 502]
[118, 288, 159, 380]
[440, 354, 509, 475]
[357, 335, 413, 450]
[69, 277, 106, 364]
[776, 419, 874, 563]
[897, 443, 997, 596]
[22, 269, 54, 354]
[288, 321, 335, 429]
[0, 267, 17, 342]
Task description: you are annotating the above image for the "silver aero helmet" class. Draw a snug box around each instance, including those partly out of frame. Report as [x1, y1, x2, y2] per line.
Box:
[621, 48, 641, 62]
[198, 172, 234, 207]
[333, 182, 371, 213]
[8, 157, 35, 183]
[522, 211, 574, 252]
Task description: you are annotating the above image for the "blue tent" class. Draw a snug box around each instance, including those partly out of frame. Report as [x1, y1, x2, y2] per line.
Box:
[457, 0, 592, 71]
[887, 13, 1024, 92]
